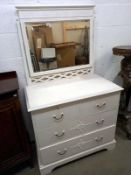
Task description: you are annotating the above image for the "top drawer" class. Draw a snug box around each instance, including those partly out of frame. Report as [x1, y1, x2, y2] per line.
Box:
[32, 92, 120, 130]
[78, 92, 120, 116]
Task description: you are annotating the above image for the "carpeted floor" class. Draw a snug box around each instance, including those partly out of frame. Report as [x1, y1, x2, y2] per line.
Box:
[15, 124, 131, 175]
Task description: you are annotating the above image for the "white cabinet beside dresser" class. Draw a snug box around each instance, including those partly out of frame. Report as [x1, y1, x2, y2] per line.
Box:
[25, 75, 122, 174]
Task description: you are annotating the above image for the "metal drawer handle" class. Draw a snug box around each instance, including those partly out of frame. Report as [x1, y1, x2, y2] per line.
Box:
[55, 130, 65, 137]
[95, 136, 103, 142]
[96, 103, 106, 108]
[57, 148, 67, 155]
[53, 113, 64, 121]
[96, 119, 104, 125]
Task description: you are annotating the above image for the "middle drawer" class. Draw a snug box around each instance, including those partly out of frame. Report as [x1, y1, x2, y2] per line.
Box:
[33, 110, 118, 148]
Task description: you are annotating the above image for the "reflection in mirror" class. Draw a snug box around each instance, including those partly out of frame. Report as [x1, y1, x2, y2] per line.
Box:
[26, 20, 90, 72]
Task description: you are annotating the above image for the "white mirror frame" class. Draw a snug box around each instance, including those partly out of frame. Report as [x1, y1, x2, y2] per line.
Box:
[16, 4, 95, 84]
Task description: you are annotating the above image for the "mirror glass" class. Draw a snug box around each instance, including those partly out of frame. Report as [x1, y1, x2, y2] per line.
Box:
[25, 20, 90, 72]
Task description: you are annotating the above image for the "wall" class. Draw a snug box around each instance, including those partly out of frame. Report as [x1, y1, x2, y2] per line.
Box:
[94, 0, 131, 81]
[0, 0, 131, 139]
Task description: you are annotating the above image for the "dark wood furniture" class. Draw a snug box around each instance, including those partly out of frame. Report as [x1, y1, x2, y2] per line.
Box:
[0, 71, 32, 174]
[113, 46, 131, 139]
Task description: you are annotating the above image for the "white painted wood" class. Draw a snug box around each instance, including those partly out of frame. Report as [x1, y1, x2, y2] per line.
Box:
[17, 21, 31, 84]
[18, 9, 94, 19]
[37, 0, 94, 6]
[25, 74, 122, 111]
[32, 110, 118, 148]
[16, 4, 95, 82]
[27, 75, 122, 174]
[28, 84, 122, 174]
[39, 140, 116, 175]
[32, 92, 120, 147]
[30, 67, 93, 84]
[20, 3, 123, 175]
[39, 126, 115, 165]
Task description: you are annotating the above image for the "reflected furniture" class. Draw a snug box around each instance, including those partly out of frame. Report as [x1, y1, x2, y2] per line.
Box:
[41, 48, 57, 70]
[113, 46, 131, 138]
[16, 3, 122, 175]
[0, 71, 32, 174]
[52, 42, 76, 68]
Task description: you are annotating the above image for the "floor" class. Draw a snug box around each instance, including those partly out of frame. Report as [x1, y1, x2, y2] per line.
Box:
[14, 121, 131, 175]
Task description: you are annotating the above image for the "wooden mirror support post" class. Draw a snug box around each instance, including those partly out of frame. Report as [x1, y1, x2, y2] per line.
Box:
[113, 46, 131, 139]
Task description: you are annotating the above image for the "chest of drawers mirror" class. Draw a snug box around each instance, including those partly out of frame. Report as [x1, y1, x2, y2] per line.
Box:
[16, 2, 123, 175]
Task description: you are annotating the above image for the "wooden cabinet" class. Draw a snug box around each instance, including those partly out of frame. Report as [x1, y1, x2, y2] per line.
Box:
[0, 71, 32, 174]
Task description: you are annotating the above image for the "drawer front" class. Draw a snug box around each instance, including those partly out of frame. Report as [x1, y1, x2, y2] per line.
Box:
[32, 93, 120, 130]
[34, 110, 118, 147]
[40, 126, 116, 165]
[32, 93, 120, 147]
[78, 93, 120, 116]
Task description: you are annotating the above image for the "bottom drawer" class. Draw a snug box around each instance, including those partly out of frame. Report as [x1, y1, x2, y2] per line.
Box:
[40, 126, 115, 165]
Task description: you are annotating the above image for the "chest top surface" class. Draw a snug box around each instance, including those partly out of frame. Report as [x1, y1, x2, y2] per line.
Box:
[25, 74, 122, 112]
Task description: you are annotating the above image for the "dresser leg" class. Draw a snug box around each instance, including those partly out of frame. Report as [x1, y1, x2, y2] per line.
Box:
[40, 166, 54, 175]
[106, 140, 116, 151]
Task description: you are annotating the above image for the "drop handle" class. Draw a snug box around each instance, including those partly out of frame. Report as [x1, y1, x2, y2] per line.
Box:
[57, 148, 67, 155]
[96, 103, 106, 108]
[96, 119, 104, 125]
[53, 113, 64, 121]
[55, 130, 65, 137]
[95, 136, 103, 142]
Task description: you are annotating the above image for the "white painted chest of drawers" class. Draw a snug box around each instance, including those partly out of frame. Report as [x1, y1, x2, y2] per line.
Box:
[25, 74, 122, 175]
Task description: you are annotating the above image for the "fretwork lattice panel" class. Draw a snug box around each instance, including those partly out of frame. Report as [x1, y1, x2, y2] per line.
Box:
[31, 68, 92, 84]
